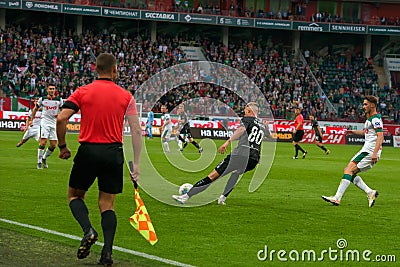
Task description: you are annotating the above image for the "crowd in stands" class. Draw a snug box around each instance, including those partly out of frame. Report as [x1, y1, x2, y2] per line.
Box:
[1, 23, 399, 123]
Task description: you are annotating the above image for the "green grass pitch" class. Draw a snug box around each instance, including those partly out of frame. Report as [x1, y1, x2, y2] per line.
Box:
[0, 131, 399, 266]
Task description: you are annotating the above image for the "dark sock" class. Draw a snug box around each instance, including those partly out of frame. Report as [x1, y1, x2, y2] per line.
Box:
[294, 146, 299, 157]
[191, 140, 200, 149]
[188, 177, 212, 197]
[320, 145, 327, 152]
[295, 144, 305, 153]
[101, 210, 117, 254]
[69, 198, 91, 234]
[223, 172, 240, 197]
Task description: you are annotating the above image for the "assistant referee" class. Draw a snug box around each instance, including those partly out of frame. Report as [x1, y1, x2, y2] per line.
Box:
[56, 53, 142, 266]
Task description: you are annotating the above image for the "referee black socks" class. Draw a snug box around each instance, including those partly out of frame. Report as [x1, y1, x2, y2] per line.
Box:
[69, 198, 92, 234]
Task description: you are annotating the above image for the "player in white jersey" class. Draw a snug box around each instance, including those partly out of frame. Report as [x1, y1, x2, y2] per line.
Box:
[322, 96, 383, 207]
[16, 98, 42, 147]
[31, 84, 64, 169]
[160, 104, 173, 153]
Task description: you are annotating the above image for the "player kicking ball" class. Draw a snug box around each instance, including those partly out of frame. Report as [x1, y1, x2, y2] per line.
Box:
[322, 96, 382, 207]
[172, 102, 268, 205]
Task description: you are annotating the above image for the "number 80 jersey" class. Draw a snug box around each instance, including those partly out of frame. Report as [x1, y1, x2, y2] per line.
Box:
[232, 116, 268, 162]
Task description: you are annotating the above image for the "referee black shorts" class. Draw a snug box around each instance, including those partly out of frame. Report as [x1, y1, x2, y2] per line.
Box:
[292, 130, 305, 142]
[215, 154, 258, 176]
[69, 143, 124, 194]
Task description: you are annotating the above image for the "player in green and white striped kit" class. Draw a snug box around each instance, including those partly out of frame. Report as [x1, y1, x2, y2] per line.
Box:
[322, 96, 383, 207]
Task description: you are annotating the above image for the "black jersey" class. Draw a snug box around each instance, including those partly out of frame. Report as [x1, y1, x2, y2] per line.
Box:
[231, 116, 268, 162]
[178, 111, 190, 132]
[311, 119, 321, 137]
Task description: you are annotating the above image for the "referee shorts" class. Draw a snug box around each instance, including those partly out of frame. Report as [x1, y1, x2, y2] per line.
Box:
[292, 130, 304, 142]
[69, 143, 124, 194]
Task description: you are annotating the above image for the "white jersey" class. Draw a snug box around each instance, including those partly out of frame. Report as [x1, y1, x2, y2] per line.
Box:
[362, 114, 383, 154]
[37, 96, 64, 126]
[29, 109, 42, 128]
[162, 113, 173, 131]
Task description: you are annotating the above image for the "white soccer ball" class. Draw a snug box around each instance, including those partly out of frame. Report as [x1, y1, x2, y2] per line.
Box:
[179, 183, 193, 195]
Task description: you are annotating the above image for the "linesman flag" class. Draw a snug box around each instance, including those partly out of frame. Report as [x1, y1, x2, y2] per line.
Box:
[128, 161, 158, 245]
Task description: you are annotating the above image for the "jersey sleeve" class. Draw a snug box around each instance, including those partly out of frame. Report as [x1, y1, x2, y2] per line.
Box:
[36, 97, 43, 108]
[372, 117, 383, 132]
[59, 97, 64, 107]
[66, 87, 82, 109]
[126, 96, 138, 116]
[240, 117, 248, 128]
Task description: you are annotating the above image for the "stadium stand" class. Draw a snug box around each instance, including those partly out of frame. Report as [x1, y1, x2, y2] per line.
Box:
[0, 21, 399, 122]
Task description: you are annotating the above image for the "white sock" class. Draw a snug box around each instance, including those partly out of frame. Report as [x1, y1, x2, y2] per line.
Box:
[334, 179, 351, 201]
[178, 140, 183, 150]
[43, 148, 53, 159]
[353, 175, 373, 194]
[163, 141, 170, 153]
[38, 149, 44, 163]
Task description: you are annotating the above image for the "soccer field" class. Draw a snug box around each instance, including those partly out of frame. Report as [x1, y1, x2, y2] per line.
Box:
[0, 131, 399, 266]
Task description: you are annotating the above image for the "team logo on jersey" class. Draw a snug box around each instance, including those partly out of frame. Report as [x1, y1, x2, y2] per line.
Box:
[46, 106, 58, 110]
[374, 121, 382, 127]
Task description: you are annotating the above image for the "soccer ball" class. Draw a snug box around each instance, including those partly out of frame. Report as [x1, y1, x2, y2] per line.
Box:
[179, 183, 193, 195]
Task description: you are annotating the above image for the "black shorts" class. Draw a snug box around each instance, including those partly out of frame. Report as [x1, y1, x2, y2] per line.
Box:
[69, 143, 124, 194]
[180, 125, 193, 139]
[292, 130, 304, 142]
[215, 154, 258, 176]
[315, 135, 323, 142]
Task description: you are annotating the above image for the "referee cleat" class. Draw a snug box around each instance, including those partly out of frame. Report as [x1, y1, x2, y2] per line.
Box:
[77, 228, 98, 259]
[322, 195, 341, 206]
[292, 156, 298, 159]
[199, 147, 203, 153]
[42, 158, 48, 168]
[172, 194, 189, 204]
[16, 141, 24, 147]
[325, 149, 331, 155]
[98, 251, 113, 266]
[37, 163, 43, 169]
[217, 195, 226, 205]
[302, 151, 308, 159]
[367, 190, 379, 208]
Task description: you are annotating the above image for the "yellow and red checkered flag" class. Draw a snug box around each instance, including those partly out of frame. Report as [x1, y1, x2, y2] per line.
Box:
[128, 161, 158, 245]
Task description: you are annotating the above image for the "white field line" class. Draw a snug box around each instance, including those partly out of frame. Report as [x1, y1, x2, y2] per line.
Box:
[0, 218, 195, 267]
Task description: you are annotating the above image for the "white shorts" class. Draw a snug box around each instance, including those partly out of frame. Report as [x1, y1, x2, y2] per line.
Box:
[351, 150, 381, 172]
[23, 126, 40, 142]
[162, 128, 172, 140]
[40, 124, 57, 140]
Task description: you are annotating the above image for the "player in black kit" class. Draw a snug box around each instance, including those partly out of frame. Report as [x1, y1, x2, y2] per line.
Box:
[176, 104, 203, 153]
[309, 115, 330, 155]
[172, 102, 269, 205]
